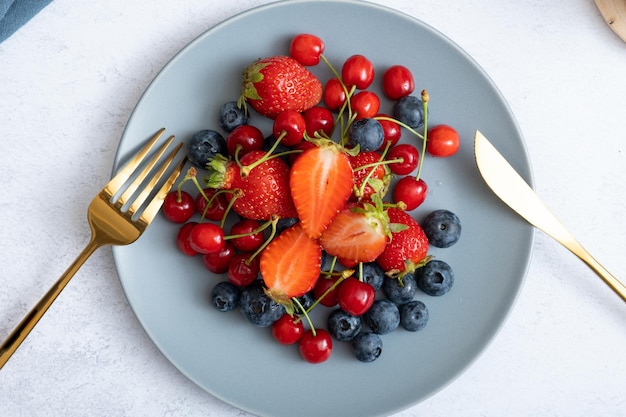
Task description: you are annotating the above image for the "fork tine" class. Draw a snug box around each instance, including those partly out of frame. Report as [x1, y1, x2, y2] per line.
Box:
[113, 134, 176, 210]
[105, 128, 165, 195]
[137, 153, 186, 225]
[127, 142, 184, 218]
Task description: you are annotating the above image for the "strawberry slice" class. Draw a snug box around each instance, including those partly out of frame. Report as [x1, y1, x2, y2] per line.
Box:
[320, 203, 390, 264]
[261, 222, 322, 302]
[290, 142, 354, 238]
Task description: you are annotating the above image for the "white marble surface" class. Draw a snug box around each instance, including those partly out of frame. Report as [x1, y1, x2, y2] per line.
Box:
[1, 0, 625, 416]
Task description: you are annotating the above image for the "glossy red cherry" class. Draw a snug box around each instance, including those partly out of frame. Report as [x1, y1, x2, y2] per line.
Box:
[176, 222, 198, 256]
[195, 188, 228, 221]
[323, 78, 347, 111]
[189, 222, 225, 254]
[337, 277, 376, 316]
[273, 110, 306, 146]
[272, 314, 305, 345]
[350, 91, 380, 120]
[313, 276, 341, 307]
[229, 219, 264, 252]
[289, 33, 325, 66]
[303, 106, 334, 137]
[387, 144, 419, 175]
[341, 54, 374, 90]
[382, 65, 415, 100]
[375, 114, 402, 149]
[427, 124, 460, 157]
[299, 329, 332, 363]
[226, 124, 264, 157]
[163, 190, 195, 223]
[227, 253, 260, 287]
[202, 241, 236, 274]
[393, 177, 428, 210]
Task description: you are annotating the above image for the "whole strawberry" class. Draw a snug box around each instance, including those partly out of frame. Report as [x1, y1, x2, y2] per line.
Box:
[206, 151, 298, 220]
[376, 208, 430, 277]
[240, 55, 322, 119]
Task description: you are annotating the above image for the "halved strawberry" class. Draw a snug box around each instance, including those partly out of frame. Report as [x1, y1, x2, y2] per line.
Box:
[261, 222, 322, 303]
[240, 55, 323, 119]
[289, 141, 354, 239]
[206, 151, 298, 220]
[376, 207, 430, 276]
[320, 202, 390, 264]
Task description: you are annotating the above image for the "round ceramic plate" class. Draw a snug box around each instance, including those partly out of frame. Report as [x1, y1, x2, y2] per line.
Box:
[112, 1, 534, 416]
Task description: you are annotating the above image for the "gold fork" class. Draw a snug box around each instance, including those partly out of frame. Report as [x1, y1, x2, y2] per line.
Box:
[0, 128, 185, 369]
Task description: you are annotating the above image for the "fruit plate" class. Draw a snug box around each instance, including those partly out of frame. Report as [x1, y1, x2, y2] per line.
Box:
[112, 1, 533, 416]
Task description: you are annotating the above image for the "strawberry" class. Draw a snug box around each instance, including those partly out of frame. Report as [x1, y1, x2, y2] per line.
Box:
[320, 200, 391, 264]
[376, 208, 430, 276]
[206, 151, 298, 220]
[289, 141, 354, 239]
[261, 222, 322, 303]
[240, 55, 323, 119]
[348, 151, 391, 201]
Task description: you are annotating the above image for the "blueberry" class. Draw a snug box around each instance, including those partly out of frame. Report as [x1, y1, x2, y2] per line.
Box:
[239, 281, 285, 327]
[210, 281, 241, 312]
[294, 291, 315, 313]
[187, 129, 227, 169]
[218, 101, 248, 132]
[363, 299, 400, 335]
[415, 260, 455, 296]
[393, 95, 424, 129]
[327, 308, 362, 342]
[321, 251, 336, 273]
[351, 332, 383, 363]
[422, 209, 462, 248]
[275, 217, 298, 234]
[400, 300, 429, 331]
[382, 274, 417, 304]
[347, 118, 384, 152]
[361, 262, 385, 291]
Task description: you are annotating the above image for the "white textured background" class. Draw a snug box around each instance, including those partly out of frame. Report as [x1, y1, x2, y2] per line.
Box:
[1, 1, 626, 416]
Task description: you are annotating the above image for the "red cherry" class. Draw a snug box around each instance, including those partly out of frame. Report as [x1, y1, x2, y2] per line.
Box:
[189, 222, 225, 254]
[393, 177, 428, 210]
[202, 241, 236, 274]
[350, 91, 380, 120]
[163, 190, 195, 223]
[273, 110, 306, 146]
[387, 144, 419, 175]
[323, 78, 347, 111]
[341, 54, 375, 90]
[226, 124, 264, 157]
[337, 277, 376, 316]
[382, 65, 415, 100]
[289, 34, 325, 66]
[375, 114, 402, 149]
[427, 124, 460, 157]
[195, 188, 228, 221]
[229, 219, 264, 252]
[272, 314, 305, 345]
[303, 106, 334, 138]
[176, 222, 198, 256]
[313, 276, 340, 307]
[299, 329, 332, 363]
[227, 253, 260, 287]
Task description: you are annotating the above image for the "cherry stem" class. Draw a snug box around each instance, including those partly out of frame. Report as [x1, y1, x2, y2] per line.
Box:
[415, 89, 430, 181]
[199, 188, 232, 222]
[292, 297, 316, 336]
[295, 269, 353, 325]
[237, 132, 295, 178]
[220, 189, 242, 228]
[243, 214, 279, 265]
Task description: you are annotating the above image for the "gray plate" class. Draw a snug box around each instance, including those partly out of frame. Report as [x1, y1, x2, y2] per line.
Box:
[112, 1, 534, 416]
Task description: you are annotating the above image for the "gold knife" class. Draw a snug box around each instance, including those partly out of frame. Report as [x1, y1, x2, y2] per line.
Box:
[474, 130, 626, 302]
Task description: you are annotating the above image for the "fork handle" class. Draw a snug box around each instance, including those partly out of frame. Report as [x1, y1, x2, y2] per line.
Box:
[0, 240, 101, 369]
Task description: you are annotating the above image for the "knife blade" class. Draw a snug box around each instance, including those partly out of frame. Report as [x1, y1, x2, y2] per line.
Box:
[474, 130, 626, 302]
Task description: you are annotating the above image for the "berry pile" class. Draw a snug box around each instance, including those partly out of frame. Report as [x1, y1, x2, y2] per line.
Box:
[161, 34, 463, 363]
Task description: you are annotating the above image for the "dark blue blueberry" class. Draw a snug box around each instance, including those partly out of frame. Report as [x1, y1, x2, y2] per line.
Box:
[400, 300, 429, 331]
[263, 134, 293, 164]
[422, 209, 462, 248]
[320, 251, 336, 273]
[351, 332, 383, 363]
[392, 95, 424, 129]
[294, 291, 315, 313]
[415, 260, 455, 296]
[239, 281, 285, 327]
[361, 262, 385, 291]
[218, 101, 248, 132]
[210, 281, 241, 312]
[327, 308, 362, 342]
[363, 299, 400, 335]
[187, 129, 227, 169]
[275, 217, 299, 234]
[382, 274, 417, 304]
[347, 118, 384, 152]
